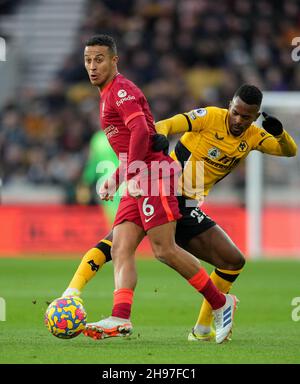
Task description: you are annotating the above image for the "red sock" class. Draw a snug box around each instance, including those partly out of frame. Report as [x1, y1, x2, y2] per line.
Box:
[188, 268, 226, 310]
[112, 288, 134, 319]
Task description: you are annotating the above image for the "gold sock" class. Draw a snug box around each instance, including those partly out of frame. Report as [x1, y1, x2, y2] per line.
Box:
[68, 240, 112, 291]
[195, 268, 243, 328]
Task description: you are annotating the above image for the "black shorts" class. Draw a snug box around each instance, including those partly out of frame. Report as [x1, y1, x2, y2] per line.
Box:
[175, 196, 216, 247]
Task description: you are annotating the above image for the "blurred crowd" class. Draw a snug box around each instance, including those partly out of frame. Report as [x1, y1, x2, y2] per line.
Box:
[1, 0, 300, 203]
[0, 0, 22, 15]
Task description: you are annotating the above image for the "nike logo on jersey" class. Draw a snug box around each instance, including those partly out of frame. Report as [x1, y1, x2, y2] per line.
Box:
[215, 132, 224, 140]
[145, 215, 155, 223]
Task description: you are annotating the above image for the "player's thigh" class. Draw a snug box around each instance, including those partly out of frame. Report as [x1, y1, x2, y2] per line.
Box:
[147, 221, 177, 255]
[114, 194, 144, 229]
[175, 196, 216, 247]
[112, 221, 145, 260]
[93, 195, 139, 250]
[185, 225, 245, 270]
[139, 184, 180, 256]
[111, 196, 145, 258]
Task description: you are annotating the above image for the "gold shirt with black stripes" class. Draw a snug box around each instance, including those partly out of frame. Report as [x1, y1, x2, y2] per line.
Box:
[155, 106, 297, 200]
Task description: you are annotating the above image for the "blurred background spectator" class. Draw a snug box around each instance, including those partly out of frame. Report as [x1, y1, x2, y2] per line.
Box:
[0, 0, 299, 204]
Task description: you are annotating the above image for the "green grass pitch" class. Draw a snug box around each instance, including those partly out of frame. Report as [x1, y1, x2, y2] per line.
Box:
[0, 257, 299, 364]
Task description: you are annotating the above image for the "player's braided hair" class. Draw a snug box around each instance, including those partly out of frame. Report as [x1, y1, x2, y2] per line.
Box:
[234, 84, 263, 106]
[85, 34, 117, 55]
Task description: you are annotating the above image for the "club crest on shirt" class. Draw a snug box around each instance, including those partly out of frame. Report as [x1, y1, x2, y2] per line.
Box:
[238, 140, 248, 152]
[117, 89, 127, 98]
[208, 147, 221, 159]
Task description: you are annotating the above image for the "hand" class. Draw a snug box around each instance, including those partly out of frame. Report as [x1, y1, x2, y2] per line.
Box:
[98, 178, 117, 201]
[152, 134, 169, 155]
[127, 178, 143, 198]
[262, 112, 283, 136]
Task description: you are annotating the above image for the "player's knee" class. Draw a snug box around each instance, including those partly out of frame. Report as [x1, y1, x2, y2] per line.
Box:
[152, 244, 177, 264]
[232, 250, 246, 270]
[110, 242, 134, 263]
[219, 249, 245, 270]
[110, 243, 125, 261]
[239, 254, 246, 269]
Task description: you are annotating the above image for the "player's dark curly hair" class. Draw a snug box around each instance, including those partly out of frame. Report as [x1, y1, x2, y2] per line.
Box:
[234, 84, 263, 106]
[85, 34, 117, 55]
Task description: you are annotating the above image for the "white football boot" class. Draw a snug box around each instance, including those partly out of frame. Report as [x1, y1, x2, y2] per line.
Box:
[213, 294, 238, 344]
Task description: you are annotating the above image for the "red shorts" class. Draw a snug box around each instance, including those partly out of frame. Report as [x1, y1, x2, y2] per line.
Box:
[113, 177, 181, 231]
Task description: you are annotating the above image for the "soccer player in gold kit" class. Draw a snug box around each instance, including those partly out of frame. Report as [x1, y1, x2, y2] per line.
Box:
[63, 84, 297, 341]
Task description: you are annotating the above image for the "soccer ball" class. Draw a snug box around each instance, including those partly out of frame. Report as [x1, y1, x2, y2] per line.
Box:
[44, 297, 87, 339]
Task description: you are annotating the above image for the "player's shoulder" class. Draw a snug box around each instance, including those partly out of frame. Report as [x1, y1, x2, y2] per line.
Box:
[206, 106, 228, 119]
[186, 106, 227, 121]
[112, 74, 142, 96]
[247, 123, 267, 137]
[246, 123, 271, 144]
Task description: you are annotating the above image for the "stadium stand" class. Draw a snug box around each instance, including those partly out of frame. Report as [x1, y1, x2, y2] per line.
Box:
[0, 0, 300, 204]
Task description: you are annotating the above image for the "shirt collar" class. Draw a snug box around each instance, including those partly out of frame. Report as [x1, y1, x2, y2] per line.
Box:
[100, 72, 120, 96]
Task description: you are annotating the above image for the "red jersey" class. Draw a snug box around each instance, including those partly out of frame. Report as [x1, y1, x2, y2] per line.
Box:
[99, 73, 177, 180]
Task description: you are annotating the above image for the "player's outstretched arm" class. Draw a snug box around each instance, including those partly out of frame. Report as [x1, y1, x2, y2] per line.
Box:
[152, 113, 190, 154]
[256, 112, 297, 157]
[155, 113, 190, 136]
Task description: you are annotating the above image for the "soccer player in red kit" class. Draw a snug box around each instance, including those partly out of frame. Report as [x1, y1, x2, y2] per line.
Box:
[82, 35, 238, 344]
